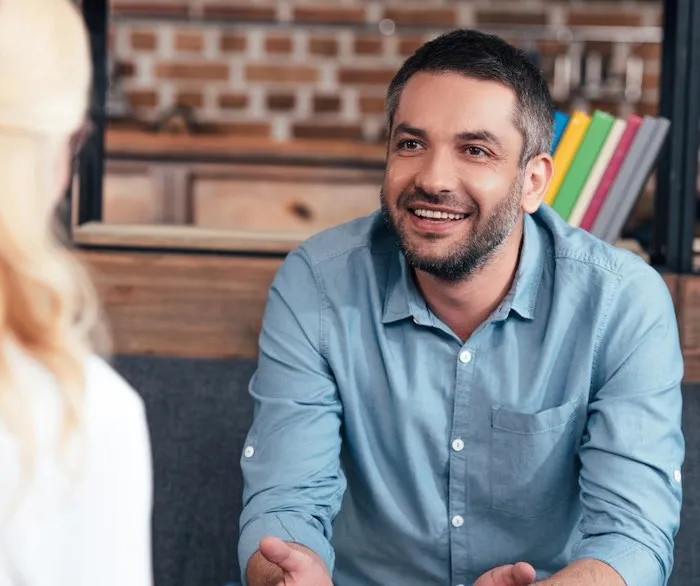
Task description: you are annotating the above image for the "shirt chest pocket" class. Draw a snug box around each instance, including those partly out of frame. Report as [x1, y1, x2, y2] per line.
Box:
[489, 399, 581, 518]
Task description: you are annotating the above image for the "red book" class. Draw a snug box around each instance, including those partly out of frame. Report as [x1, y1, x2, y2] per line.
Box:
[580, 114, 643, 232]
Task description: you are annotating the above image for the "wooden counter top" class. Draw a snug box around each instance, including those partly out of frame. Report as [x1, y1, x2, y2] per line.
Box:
[105, 127, 387, 166]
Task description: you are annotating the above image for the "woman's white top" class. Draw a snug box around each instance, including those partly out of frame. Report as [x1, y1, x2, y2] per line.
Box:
[0, 351, 152, 586]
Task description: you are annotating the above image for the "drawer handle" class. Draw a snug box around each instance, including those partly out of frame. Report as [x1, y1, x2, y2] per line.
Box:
[289, 201, 313, 221]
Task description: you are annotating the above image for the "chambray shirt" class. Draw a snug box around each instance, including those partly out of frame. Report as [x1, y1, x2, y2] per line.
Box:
[239, 205, 684, 586]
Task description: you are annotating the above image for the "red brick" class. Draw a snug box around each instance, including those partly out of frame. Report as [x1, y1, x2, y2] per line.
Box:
[635, 102, 659, 117]
[292, 123, 363, 141]
[398, 37, 425, 56]
[384, 8, 456, 27]
[111, 2, 188, 18]
[566, 10, 643, 27]
[114, 60, 136, 78]
[202, 3, 275, 22]
[338, 68, 395, 86]
[155, 62, 229, 81]
[313, 95, 341, 114]
[126, 90, 158, 109]
[219, 93, 248, 109]
[131, 31, 157, 51]
[293, 6, 366, 24]
[354, 36, 383, 55]
[632, 43, 662, 61]
[642, 70, 660, 91]
[176, 91, 204, 109]
[267, 94, 296, 111]
[221, 34, 246, 53]
[359, 96, 385, 115]
[265, 35, 293, 54]
[537, 40, 568, 57]
[309, 37, 339, 57]
[175, 32, 204, 53]
[476, 10, 548, 26]
[246, 65, 318, 84]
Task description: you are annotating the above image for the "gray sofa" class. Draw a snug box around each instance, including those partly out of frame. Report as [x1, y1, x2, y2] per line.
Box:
[113, 355, 700, 586]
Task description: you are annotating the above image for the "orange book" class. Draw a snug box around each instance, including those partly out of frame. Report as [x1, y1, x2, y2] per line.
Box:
[544, 111, 591, 206]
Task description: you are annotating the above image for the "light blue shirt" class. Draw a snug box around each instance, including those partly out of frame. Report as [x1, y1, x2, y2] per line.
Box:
[239, 206, 684, 586]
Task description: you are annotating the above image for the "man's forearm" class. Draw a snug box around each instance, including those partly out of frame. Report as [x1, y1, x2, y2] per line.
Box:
[536, 559, 625, 586]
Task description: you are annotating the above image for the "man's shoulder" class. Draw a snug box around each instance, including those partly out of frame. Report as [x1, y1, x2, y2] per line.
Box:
[297, 210, 395, 267]
[535, 205, 653, 282]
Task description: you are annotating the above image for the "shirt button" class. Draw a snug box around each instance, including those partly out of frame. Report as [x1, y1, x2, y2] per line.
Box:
[451, 515, 464, 528]
[674, 469, 682, 483]
[244, 446, 255, 458]
[452, 438, 465, 452]
[459, 350, 472, 364]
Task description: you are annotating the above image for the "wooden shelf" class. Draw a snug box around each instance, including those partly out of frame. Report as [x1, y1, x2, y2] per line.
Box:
[106, 128, 387, 166]
[74, 221, 311, 254]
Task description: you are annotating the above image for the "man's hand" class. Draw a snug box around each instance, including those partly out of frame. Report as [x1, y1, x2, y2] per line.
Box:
[247, 537, 332, 586]
[475, 562, 537, 586]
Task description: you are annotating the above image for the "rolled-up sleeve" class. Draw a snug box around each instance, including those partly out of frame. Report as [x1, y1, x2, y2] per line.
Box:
[238, 247, 345, 583]
[574, 259, 684, 586]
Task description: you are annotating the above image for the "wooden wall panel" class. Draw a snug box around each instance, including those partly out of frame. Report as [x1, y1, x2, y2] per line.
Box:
[79, 250, 281, 359]
[79, 248, 700, 384]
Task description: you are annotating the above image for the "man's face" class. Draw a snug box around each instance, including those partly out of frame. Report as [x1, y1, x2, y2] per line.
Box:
[381, 72, 528, 282]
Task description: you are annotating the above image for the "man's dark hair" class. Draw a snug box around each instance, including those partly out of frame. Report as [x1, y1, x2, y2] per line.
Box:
[385, 29, 554, 167]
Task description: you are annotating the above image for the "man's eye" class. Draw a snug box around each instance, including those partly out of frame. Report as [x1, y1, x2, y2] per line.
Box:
[398, 140, 422, 151]
[466, 146, 487, 157]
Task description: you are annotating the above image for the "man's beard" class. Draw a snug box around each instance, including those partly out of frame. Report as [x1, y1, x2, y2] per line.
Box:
[380, 176, 523, 283]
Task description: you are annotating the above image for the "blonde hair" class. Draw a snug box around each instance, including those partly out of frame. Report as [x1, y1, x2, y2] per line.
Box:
[0, 0, 106, 483]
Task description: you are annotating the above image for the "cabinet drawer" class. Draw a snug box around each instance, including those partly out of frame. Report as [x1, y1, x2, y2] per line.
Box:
[191, 166, 382, 235]
[103, 165, 163, 225]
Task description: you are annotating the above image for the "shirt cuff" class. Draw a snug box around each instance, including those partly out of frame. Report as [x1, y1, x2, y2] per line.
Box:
[572, 534, 664, 586]
[238, 512, 335, 585]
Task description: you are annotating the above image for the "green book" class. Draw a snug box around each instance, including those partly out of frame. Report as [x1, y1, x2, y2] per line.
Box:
[552, 110, 616, 221]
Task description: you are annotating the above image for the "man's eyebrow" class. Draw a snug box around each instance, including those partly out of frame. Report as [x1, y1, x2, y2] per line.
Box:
[392, 123, 428, 140]
[456, 130, 504, 150]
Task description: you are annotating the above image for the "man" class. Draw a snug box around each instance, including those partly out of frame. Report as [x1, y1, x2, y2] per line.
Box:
[238, 29, 684, 586]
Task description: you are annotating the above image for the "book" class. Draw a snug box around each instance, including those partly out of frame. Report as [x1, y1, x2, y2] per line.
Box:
[544, 111, 591, 206]
[551, 110, 616, 221]
[579, 115, 643, 232]
[568, 117, 626, 227]
[591, 116, 658, 240]
[551, 111, 570, 154]
[597, 117, 670, 243]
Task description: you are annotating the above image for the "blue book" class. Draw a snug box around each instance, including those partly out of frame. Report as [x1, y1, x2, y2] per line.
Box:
[551, 111, 570, 154]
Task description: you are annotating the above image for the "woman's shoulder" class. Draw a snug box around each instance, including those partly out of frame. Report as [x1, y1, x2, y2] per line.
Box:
[83, 355, 146, 424]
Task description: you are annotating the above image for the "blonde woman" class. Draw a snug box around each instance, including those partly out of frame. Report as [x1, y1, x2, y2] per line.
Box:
[0, 0, 152, 584]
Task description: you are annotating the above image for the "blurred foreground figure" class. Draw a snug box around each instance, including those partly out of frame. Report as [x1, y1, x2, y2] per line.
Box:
[0, 1, 152, 585]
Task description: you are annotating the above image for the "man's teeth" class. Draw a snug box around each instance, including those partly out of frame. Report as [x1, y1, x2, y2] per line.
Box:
[413, 209, 467, 220]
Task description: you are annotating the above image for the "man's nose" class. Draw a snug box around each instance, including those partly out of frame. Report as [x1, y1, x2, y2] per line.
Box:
[414, 148, 459, 195]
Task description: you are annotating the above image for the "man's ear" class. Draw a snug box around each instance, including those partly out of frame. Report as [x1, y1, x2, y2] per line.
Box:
[520, 153, 553, 214]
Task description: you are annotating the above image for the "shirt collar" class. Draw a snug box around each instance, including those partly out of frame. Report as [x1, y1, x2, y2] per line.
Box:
[503, 212, 544, 321]
[381, 212, 545, 324]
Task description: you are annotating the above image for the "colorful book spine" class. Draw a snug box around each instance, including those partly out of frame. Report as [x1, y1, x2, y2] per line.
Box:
[551, 111, 570, 154]
[591, 116, 657, 239]
[579, 115, 643, 232]
[597, 118, 670, 243]
[568, 117, 626, 227]
[544, 111, 591, 206]
[551, 110, 615, 221]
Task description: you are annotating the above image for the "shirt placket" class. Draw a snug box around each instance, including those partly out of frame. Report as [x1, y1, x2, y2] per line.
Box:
[448, 339, 478, 586]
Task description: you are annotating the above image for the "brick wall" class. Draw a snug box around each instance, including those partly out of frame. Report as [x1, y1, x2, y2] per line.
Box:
[108, 0, 663, 142]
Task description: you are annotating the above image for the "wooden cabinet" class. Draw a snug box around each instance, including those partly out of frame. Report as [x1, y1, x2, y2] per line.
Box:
[95, 155, 384, 252]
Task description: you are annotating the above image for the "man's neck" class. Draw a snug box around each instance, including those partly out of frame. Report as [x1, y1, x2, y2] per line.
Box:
[413, 221, 524, 342]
